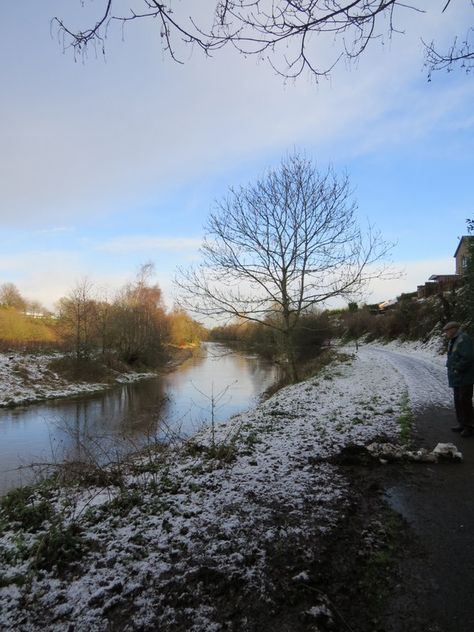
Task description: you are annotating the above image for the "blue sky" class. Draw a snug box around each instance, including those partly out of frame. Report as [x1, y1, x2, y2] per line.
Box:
[1, 1, 473, 313]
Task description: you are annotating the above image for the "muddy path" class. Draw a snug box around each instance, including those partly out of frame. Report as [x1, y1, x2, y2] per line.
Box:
[381, 407, 474, 632]
[354, 345, 474, 631]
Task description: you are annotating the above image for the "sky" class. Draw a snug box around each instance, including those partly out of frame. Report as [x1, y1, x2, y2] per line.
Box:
[1, 1, 473, 315]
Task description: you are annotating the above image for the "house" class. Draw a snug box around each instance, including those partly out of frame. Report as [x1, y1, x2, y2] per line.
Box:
[417, 236, 471, 298]
[417, 274, 462, 298]
[454, 235, 472, 275]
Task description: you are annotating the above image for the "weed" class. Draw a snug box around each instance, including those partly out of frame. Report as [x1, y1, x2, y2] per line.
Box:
[0, 534, 30, 565]
[31, 521, 88, 573]
[160, 474, 181, 494]
[128, 533, 147, 547]
[106, 490, 143, 517]
[0, 486, 53, 532]
[184, 440, 207, 458]
[0, 573, 27, 588]
[184, 438, 237, 464]
[161, 517, 173, 533]
[131, 458, 164, 476]
[268, 409, 294, 418]
[57, 460, 124, 488]
[206, 442, 238, 463]
[244, 431, 262, 448]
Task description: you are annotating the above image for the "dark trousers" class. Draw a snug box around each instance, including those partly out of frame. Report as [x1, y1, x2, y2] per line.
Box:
[453, 384, 474, 428]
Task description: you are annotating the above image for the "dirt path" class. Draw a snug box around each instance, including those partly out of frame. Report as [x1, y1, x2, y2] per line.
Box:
[358, 346, 474, 631]
[378, 407, 474, 632]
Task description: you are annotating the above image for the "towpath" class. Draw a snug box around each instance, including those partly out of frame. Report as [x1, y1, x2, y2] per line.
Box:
[358, 345, 474, 632]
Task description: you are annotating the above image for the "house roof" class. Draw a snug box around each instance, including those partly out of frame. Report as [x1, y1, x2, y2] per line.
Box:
[454, 235, 471, 258]
[429, 274, 459, 281]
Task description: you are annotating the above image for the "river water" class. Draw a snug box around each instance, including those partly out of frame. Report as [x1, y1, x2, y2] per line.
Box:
[0, 343, 278, 495]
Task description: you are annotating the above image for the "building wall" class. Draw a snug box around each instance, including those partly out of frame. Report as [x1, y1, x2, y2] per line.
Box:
[455, 236, 471, 275]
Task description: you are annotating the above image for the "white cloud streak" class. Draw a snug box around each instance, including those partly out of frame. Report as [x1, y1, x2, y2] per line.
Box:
[1, 2, 471, 227]
[95, 236, 202, 254]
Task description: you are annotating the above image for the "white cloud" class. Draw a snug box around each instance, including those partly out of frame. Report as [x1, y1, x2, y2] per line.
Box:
[0, 1, 472, 317]
[95, 236, 202, 254]
[366, 256, 455, 303]
[1, 2, 471, 227]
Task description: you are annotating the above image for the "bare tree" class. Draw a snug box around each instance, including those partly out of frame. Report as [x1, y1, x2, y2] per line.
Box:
[58, 277, 98, 360]
[112, 263, 169, 365]
[424, 1, 474, 78]
[0, 282, 27, 311]
[52, 1, 472, 79]
[177, 153, 394, 381]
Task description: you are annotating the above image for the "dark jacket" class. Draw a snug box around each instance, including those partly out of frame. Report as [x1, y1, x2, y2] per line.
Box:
[446, 330, 474, 387]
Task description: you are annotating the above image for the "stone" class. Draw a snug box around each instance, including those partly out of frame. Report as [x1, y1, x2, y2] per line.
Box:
[432, 442, 463, 462]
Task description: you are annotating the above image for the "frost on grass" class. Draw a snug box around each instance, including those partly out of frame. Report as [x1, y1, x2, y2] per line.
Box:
[0, 343, 447, 631]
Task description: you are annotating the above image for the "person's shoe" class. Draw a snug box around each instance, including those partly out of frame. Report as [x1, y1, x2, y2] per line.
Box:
[461, 428, 474, 437]
[451, 426, 463, 432]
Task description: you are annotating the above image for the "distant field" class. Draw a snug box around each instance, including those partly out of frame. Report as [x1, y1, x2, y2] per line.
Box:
[0, 308, 60, 350]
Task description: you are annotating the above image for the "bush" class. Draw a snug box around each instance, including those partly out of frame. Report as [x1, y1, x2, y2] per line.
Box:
[292, 311, 333, 361]
[48, 356, 113, 383]
[338, 296, 444, 342]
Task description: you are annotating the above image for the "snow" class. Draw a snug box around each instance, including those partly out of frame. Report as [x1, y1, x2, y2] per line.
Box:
[0, 340, 454, 631]
[0, 352, 155, 407]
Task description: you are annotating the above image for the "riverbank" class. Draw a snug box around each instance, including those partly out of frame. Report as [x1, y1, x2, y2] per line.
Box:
[2, 341, 447, 631]
[0, 346, 196, 408]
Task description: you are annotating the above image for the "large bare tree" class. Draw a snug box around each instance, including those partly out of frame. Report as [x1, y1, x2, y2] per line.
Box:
[177, 153, 393, 381]
[53, 1, 473, 79]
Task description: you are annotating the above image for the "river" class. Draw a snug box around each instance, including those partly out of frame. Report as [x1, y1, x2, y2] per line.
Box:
[0, 342, 278, 495]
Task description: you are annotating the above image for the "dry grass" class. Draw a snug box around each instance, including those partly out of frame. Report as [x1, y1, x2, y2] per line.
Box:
[0, 308, 60, 351]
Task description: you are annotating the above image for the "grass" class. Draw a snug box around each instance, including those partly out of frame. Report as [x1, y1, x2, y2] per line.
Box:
[0, 484, 91, 579]
[398, 392, 414, 445]
[0, 308, 59, 351]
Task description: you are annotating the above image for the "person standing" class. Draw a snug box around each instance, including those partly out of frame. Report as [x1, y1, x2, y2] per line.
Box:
[443, 321, 474, 437]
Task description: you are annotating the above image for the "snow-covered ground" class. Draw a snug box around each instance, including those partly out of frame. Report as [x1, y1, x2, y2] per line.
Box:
[0, 352, 155, 407]
[0, 341, 453, 631]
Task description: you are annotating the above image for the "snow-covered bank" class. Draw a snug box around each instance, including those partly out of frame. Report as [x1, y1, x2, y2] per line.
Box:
[0, 352, 155, 408]
[0, 341, 452, 631]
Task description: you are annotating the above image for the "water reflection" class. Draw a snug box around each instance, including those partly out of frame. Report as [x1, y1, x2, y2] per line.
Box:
[0, 343, 277, 494]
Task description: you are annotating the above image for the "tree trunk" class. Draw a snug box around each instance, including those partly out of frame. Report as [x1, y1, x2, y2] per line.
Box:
[282, 328, 298, 382]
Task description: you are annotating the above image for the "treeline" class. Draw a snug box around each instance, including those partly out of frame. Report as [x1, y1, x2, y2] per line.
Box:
[0, 266, 206, 367]
[209, 287, 469, 374]
[210, 310, 333, 366]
